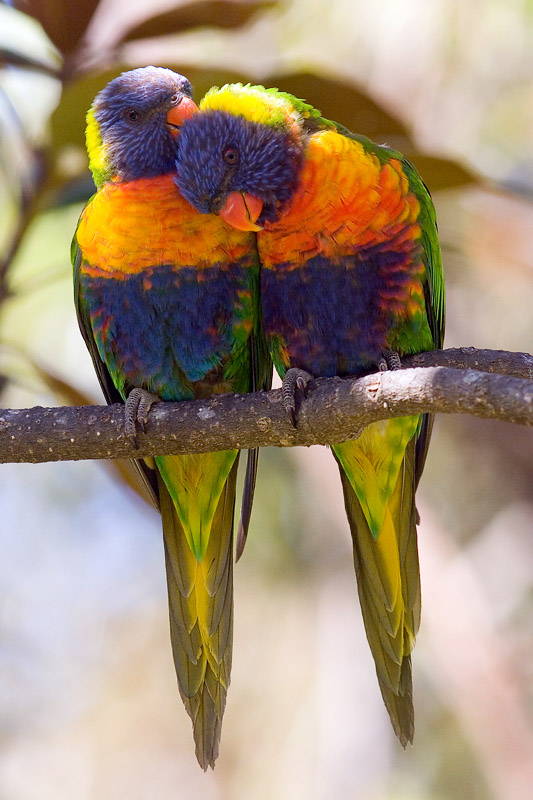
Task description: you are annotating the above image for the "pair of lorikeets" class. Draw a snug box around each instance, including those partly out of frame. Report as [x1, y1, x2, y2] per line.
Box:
[72, 66, 445, 769]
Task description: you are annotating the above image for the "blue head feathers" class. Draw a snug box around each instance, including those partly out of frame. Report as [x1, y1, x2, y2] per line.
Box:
[175, 110, 303, 222]
[89, 67, 194, 183]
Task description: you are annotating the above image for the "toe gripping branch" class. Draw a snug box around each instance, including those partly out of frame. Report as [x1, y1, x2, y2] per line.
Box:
[124, 388, 161, 446]
[281, 368, 314, 427]
[281, 353, 401, 430]
[378, 350, 402, 372]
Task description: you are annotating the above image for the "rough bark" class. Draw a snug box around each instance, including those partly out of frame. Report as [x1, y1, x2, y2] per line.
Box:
[0, 348, 532, 465]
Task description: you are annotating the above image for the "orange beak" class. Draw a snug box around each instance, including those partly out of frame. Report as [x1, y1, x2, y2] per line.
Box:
[166, 96, 198, 133]
[219, 192, 263, 231]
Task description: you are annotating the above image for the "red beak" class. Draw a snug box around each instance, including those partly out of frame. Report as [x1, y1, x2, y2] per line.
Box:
[219, 192, 263, 232]
[166, 96, 198, 133]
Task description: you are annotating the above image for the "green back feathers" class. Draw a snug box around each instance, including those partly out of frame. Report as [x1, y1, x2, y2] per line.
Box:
[399, 158, 445, 349]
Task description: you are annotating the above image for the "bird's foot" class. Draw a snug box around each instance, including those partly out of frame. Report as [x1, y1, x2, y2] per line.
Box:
[378, 350, 402, 372]
[125, 388, 161, 446]
[282, 368, 313, 427]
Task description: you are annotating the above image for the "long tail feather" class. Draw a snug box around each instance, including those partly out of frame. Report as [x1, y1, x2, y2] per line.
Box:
[236, 324, 273, 561]
[236, 447, 259, 560]
[157, 457, 238, 769]
[334, 431, 420, 745]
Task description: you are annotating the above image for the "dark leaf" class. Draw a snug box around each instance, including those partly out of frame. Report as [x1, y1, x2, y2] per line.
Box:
[269, 73, 479, 190]
[408, 154, 480, 191]
[121, 0, 276, 43]
[15, 0, 101, 54]
[268, 72, 414, 147]
[0, 46, 61, 76]
[51, 174, 96, 207]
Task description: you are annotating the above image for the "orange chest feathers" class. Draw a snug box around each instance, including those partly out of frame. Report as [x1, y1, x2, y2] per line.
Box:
[77, 174, 254, 278]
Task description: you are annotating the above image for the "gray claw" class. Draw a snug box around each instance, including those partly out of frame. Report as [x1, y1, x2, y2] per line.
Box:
[125, 388, 161, 446]
[282, 368, 313, 427]
[378, 350, 402, 372]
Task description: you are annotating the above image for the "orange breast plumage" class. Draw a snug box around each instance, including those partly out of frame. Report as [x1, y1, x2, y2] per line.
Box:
[77, 174, 254, 278]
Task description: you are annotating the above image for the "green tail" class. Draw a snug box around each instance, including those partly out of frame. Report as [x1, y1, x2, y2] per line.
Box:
[156, 451, 238, 769]
[333, 418, 421, 745]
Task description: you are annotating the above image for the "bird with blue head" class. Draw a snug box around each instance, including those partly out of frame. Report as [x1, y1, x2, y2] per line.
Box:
[73, 67, 270, 769]
[175, 82, 445, 747]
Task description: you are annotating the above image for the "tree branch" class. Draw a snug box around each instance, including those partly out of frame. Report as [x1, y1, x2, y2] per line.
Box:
[1, 348, 532, 465]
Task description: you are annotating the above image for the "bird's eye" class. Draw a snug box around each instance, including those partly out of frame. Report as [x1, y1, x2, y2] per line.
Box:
[169, 93, 181, 106]
[223, 147, 239, 165]
[126, 109, 139, 122]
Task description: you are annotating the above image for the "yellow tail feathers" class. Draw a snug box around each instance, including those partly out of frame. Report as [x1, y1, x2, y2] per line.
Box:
[334, 420, 421, 744]
[156, 455, 238, 769]
[156, 450, 237, 560]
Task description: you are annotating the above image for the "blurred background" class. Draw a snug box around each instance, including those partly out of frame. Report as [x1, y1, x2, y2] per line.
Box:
[0, 0, 532, 797]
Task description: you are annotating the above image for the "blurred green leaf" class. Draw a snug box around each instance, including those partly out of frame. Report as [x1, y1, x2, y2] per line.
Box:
[121, 0, 276, 43]
[15, 0, 101, 54]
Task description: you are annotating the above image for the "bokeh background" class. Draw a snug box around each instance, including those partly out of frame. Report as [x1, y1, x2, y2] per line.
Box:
[1, 1, 532, 798]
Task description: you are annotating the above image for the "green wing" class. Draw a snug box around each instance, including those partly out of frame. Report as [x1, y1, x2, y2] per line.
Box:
[400, 157, 445, 350]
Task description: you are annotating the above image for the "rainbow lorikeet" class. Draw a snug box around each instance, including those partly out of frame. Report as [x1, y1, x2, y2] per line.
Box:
[72, 68, 269, 769]
[175, 83, 445, 745]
